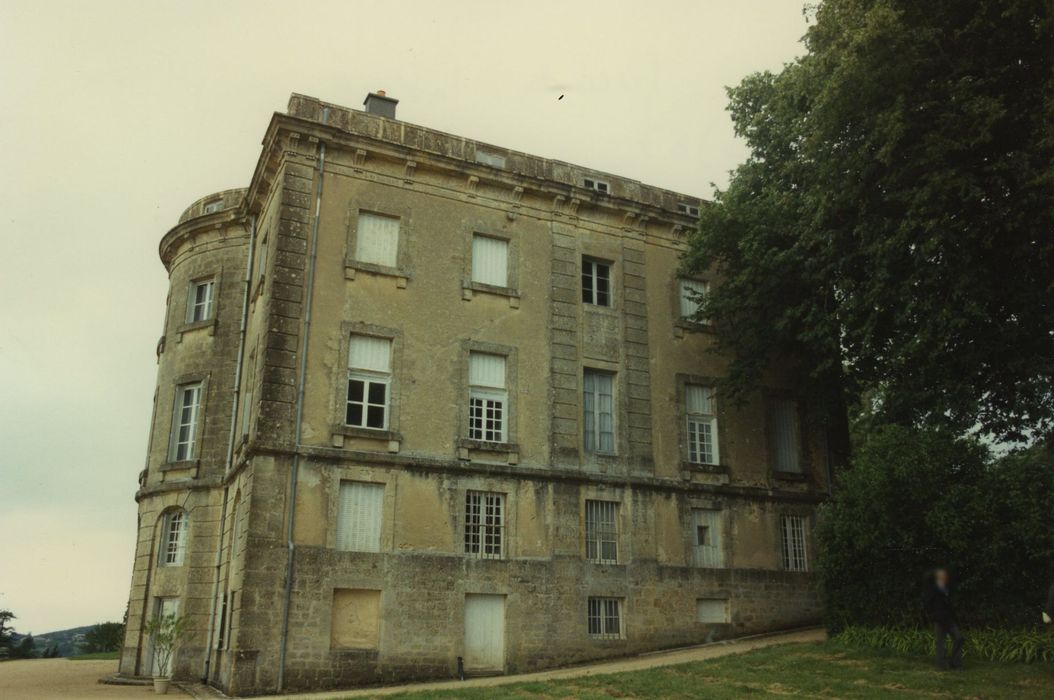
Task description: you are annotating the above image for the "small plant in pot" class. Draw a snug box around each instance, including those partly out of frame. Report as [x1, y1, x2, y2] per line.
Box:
[144, 613, 188, 695]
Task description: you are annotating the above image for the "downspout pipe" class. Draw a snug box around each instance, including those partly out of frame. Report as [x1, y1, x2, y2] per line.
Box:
[277, 141, 326, 693]
[202, 212, 256, 683]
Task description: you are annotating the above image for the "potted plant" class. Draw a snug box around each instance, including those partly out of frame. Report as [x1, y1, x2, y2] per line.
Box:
[144, 613, 188, 695]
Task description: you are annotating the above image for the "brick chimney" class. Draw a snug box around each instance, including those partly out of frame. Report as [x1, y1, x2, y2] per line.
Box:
[363, 90, 398, 119]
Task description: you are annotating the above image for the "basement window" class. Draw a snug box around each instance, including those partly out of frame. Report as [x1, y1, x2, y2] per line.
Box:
[587, 597, 624, 639]
[583, 178, 610, 194]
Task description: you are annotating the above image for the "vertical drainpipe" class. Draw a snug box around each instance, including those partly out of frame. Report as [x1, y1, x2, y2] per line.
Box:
[201, 211, 256, 683]
[276, 139, 326, 693]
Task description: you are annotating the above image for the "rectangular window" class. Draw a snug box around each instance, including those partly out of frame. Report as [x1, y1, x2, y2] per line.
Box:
[770, 398, 802, 473]
[336, 481, 385, 552]
[679, 279, 708, 320]
[464, 491, 505, 559]
[583, 370, 615, 453]
[203, 199, 223, 214]
[160, 510, 188, 566]
[583, 178, 610, 194]
[677, 203, 701, 217]
[468, 352, 507, 443]
[781, 514, 808, 572]
[587, 597, 623, 638]
[475, 151, 506, 169]
[355, 212, 400, 267]
[686, 385, 719, 465]
[692, 509, 724, 568]
[170, 383, 202, 462]
[471, 235, 509, 287]
[696, 598, 729, 623]
[187, 279, 215, 323]
[585, 499, 619, 564]
[582, 258, 612, 306]
[346, 335, 392, 430]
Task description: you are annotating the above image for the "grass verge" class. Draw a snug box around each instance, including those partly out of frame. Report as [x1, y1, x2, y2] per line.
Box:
[67, 651, 120, 661]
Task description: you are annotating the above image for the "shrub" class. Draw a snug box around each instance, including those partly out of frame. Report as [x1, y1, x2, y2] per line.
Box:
[835, 625, 1054, 664]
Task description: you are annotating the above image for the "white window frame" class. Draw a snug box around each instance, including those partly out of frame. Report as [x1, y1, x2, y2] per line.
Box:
[464, 491, 505, 559]
[686, 385, 719, 465]
[583, 178, 610, 194]
[585, 499, 619, 564]
[581, 258, 612, 307]
[159, 510, 188, 566]
[587, 597, 623, 639]
[679, 279, 708, 321]
[781, 514, 809, 572]
[471, 234, 510, 288]
[336, 481, 385, 553]
[170, 382, 202, 462]
[345, 335, 392, 431]
[187, 279, 215, 323]
[691, 509, 724, 568]
[354, 212, 401, 268]
[468, 352, 507, 443]
[677, 203, 701, 217]
[583, 369, 616, 454]
[203, 199, 223, 214]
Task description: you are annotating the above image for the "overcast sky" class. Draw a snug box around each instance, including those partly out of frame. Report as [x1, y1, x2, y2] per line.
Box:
[0, 1, 807, 634]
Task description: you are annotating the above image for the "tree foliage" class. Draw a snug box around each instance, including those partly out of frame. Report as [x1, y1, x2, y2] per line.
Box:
[817, 425, 1054, 628]
[80, 622, 124, 654]
[683, 0, 1054, 441]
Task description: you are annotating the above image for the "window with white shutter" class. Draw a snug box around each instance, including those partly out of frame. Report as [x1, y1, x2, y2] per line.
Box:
[770, 398, 802, 473]
[679, 279, 708, 320]
[187, 279, 215, 323]
[692, 509, 724, 568]
[336, 481, 385, 552]
[696, 599, 729, 623]
[468, 353, 507, 443]
[583, 370, 615, 453]
[355, 212, 400, 267]
[346, 335, 392, 430]
[170, 383, 202, 461]
[686, 385, 719, 465]
[585, 499, 619, 563]
[471, 235, 509, 287]
[780, 514, 808, 571]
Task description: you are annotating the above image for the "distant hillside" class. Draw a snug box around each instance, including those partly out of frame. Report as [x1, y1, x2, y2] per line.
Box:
[10, 625, 103, 657]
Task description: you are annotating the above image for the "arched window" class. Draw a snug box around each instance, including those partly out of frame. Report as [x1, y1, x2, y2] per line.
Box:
[159, 510, 188, 566]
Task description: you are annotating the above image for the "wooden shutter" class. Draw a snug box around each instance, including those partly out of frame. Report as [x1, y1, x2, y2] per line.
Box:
[770, 398, 801, 473]
[469, 352, 506, 388]
[355, 213, 400, 267]
[336, 482, 384, 552]
[693, 509, 724, 567]
[471, 235, 509, 287]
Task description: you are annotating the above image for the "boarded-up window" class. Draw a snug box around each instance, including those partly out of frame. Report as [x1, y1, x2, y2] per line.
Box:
[471, 235, 509, 287]
[769, 398, 802, 473]
[336, 481, 384, 552]
[692, 509, 724, 568]
[330, 588, 381, 649]
[696, 598, 729, 623]
[355, 212, 400, 267]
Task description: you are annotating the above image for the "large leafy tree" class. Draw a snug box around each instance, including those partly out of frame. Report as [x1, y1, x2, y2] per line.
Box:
[683, 0, 1054, 442]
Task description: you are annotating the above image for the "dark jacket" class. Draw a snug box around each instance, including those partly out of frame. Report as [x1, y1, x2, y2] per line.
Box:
[924, 584, 957, 626]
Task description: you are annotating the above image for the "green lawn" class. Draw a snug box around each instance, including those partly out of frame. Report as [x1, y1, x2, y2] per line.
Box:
[67, 651, 120, 661]
[371, 641, 1054, 699]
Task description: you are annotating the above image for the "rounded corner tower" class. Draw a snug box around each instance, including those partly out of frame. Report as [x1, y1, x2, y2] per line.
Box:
[119, 187, 251, 681]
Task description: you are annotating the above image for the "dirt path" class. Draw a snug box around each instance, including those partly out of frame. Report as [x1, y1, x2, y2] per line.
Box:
[0, 658, 186, 699]
[265, 627, 826, 700]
